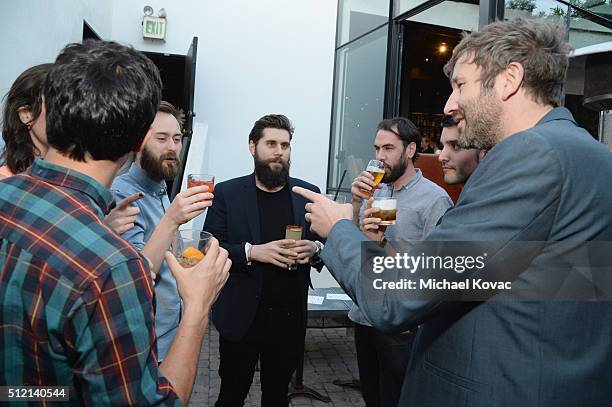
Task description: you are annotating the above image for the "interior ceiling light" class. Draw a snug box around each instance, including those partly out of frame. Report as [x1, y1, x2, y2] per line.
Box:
[439, 43, 448, 54]
[143, 5, 154, 16]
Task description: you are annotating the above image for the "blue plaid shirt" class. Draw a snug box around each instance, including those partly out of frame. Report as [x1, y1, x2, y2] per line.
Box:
[0, 158, 180, 406]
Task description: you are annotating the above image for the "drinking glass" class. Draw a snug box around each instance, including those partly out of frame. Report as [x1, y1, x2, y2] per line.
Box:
[285, 225, 303, 271]
[188, 174, 215, 201]
[173, 229, 213, 268]
[362, 160, 385, 197]
[372, 197, 397, 225]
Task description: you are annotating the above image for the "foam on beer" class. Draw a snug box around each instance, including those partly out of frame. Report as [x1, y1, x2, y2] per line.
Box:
[367, 165, 385, 173]
[372, 198, 396, 210]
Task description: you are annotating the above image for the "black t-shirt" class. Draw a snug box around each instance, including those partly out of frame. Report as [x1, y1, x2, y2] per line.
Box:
[255, 185, 302, 309]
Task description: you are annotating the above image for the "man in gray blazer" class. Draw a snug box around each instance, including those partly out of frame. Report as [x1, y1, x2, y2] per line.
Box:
[294, 18, 612, 406]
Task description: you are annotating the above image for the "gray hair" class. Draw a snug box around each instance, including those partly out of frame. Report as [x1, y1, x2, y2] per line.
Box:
[443, 18, 572, 107]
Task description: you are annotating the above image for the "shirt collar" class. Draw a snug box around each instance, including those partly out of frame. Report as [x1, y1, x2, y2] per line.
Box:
[383, 168, 422, 193]
[127, 162, 168, 197]
[28, 157, 115, 215]
[536, 107, 576, 126]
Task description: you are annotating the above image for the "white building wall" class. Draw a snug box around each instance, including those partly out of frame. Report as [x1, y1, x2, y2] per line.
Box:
[110, 0, 338, 190]
[1, 0, 338, 287]
[1, 0, 337, 191]
[0, 0, 113, 96]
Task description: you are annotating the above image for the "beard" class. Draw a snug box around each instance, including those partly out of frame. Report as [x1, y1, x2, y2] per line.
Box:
[382, 155, 408, 184]
[254, 152, 290, 189]
[140, 146, 182, 182]
[458, 87, 503, 150]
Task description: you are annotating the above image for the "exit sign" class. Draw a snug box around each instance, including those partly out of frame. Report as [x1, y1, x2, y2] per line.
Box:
[143, 16, 166, 40]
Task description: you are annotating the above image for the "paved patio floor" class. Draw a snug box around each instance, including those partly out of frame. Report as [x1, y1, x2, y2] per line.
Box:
[189, 322, 365, 407]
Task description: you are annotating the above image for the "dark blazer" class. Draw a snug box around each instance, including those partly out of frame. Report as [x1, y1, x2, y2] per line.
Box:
[204, 173, 321, 341]
[322, 108, 612, 406]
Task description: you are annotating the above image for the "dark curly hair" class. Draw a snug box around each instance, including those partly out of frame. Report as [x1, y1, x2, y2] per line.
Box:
[44, 40, 162, 161]
[1, 63, 52, 173]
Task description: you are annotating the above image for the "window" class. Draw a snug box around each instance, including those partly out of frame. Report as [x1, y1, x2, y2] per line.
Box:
[337, 0, 390, 46]
[328, 26, 389, 193]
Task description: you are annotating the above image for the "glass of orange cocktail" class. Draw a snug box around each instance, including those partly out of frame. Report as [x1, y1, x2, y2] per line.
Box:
[188, 174, 215, 199]
[173, 229, 213, 268]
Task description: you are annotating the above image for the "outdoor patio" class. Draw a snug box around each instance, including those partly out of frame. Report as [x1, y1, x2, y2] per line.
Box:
[190, 323, 364, 407]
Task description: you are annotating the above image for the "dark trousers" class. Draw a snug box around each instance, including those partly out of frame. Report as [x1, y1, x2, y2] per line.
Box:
[354, 323, 415, 407]
[215, 304, 304, 407]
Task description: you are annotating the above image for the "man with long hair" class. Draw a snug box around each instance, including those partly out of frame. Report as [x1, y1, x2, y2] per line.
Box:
[349, 117, 451, 407]
[112, 100, 212, 362]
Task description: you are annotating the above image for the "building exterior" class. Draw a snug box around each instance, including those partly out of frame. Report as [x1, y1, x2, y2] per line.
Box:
[1, 0, 609, 209]
[327, 0, 612, 195]
[0, 0, 337, 194]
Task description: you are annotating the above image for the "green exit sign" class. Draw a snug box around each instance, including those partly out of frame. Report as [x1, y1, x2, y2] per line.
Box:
[143, 16, 166, 40]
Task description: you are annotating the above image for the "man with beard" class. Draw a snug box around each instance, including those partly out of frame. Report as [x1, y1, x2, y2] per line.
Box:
[0, 41, 230, 406]
[204, 114, 323, 406]
[438, 114, 487, 185]
[294, 18, 612, 406]
[112, 100, 213, 361]
[348, 117, 452, 407]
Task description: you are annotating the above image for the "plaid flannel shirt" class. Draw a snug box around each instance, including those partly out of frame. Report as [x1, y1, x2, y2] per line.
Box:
[0, 158, 181, 406]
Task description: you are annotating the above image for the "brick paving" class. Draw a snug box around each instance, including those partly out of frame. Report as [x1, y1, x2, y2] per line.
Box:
[190, 322, 364, 407]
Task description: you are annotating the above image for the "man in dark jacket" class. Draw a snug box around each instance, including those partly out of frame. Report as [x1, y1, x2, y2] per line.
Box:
[204, 114, 323, 407]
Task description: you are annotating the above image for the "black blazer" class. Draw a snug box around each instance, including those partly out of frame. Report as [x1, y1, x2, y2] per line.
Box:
[203, 173, 321, 341]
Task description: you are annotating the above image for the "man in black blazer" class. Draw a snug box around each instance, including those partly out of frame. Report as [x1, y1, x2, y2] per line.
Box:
[204, 114, 322, 407]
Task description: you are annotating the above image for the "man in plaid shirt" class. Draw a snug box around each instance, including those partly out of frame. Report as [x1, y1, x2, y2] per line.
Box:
[0, 40, 230, 405]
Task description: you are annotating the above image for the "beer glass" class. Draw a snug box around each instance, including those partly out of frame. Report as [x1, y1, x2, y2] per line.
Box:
[372, 197, 397, 225]
[285, 225, 303, 271]
[188, 174, 214, 201]
[324, 193, 347, 204]
[362, 160, 385, 197]
[173, 229, 213, 268]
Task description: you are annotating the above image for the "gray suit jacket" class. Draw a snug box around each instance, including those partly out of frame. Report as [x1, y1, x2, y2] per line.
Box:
[322, 108, 612, 406]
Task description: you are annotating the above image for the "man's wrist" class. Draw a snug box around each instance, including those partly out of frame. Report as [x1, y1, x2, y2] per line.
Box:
[309, 241, 324, 266]
[161, 211, 180, 229]
[378, 235, 387, 247]
[181, 305, 209, 327]
[352, 200, 362, 223]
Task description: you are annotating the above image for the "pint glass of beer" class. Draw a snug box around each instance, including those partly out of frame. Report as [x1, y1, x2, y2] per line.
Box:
[372, 197, 397, 225]
[173, 229, 213, 268]
[285, 225, 303, 270]
[362, 160, 385, 197]
[188, 174, 215, 197]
